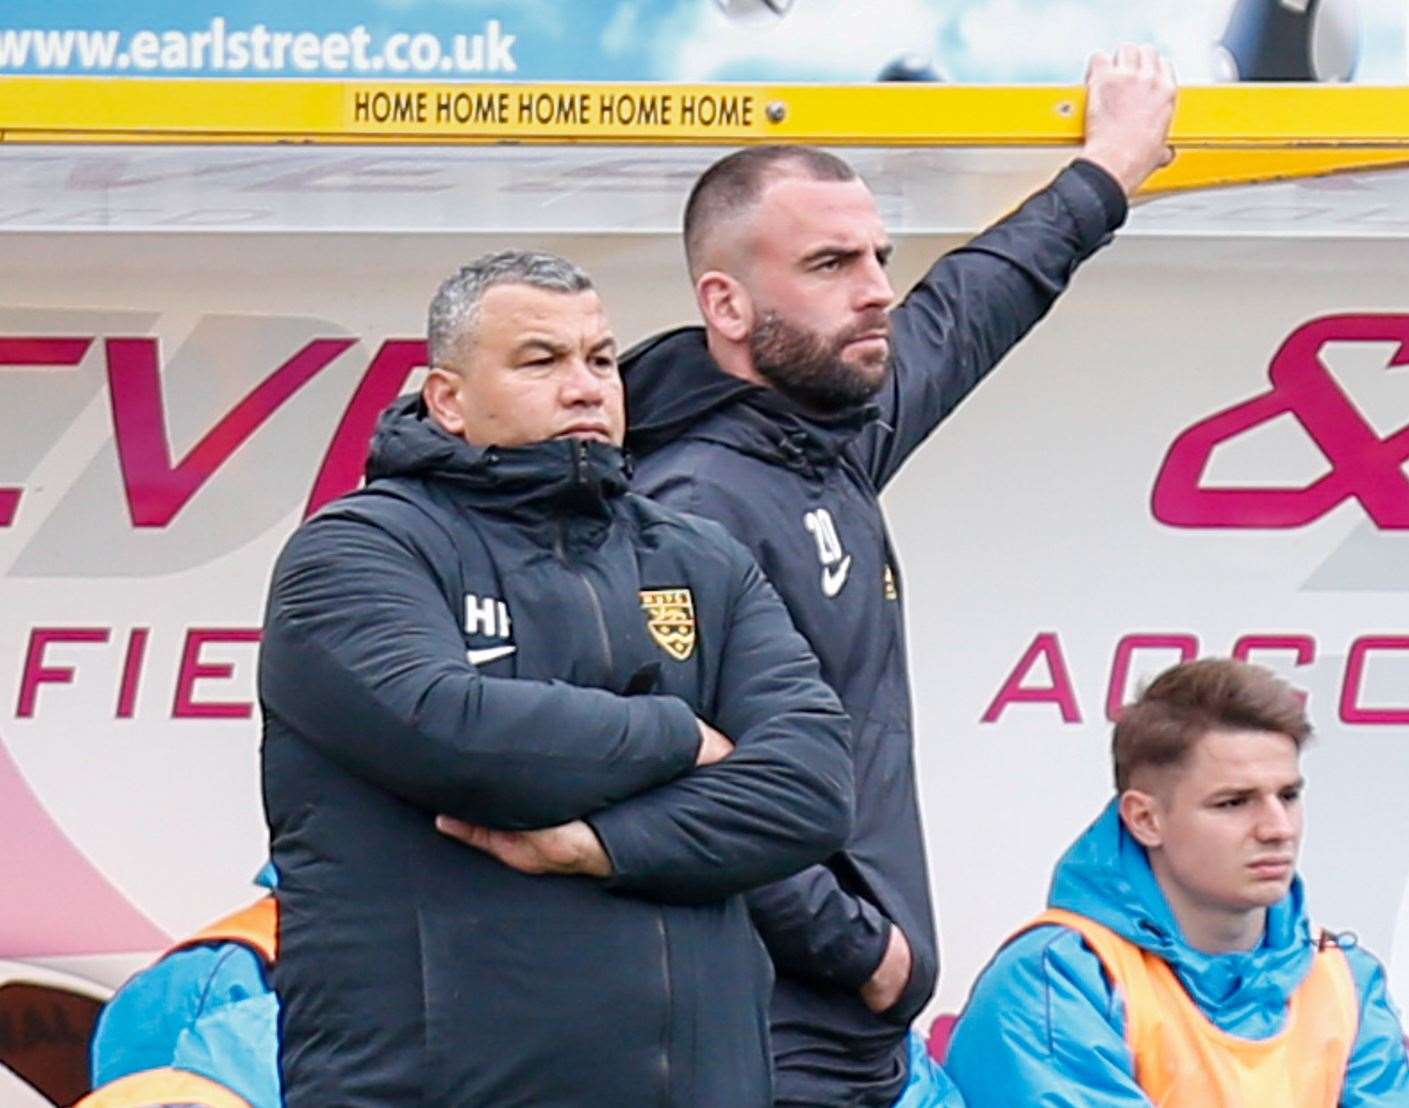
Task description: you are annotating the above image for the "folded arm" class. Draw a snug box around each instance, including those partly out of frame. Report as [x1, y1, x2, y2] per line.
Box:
[260, 513, 702, 829]
[586, 550, 852, 902]
[453, 541, 852, 902]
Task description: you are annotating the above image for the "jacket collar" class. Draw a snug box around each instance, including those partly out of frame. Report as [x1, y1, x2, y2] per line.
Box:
[1048, 799, 1316, 1020]
[365, 395, 631, 524]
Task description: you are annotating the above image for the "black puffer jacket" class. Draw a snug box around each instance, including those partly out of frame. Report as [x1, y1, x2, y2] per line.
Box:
[624, 161, 1127, 1105]
[260, 398, 851, 1107]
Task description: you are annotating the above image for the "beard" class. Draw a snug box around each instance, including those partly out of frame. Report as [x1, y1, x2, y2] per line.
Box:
[747, 310, 890, 414]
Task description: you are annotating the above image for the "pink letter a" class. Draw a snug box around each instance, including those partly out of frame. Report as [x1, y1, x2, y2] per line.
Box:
[981, 632, 1082, 724]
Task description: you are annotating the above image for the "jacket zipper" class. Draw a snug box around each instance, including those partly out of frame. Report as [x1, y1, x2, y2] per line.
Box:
[555, 440, 615, 677]
[563, 441, 669, 1100]
[656, 909, 672, 1106]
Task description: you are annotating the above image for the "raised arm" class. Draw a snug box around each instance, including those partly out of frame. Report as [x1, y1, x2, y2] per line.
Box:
[864, 45, 1175, 489]
[259, 510, 703, 829]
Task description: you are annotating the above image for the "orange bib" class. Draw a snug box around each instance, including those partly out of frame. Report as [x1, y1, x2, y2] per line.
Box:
[1019, 908, 1358, 1107]
[74, 1066, 253, 1107]
[168, 895, 278, 964]
[75, 897, 277, 1107]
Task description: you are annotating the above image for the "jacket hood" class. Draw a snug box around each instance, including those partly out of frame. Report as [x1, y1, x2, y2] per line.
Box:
[1050, 799, 1315, 1022]
[365, 395, 631, 518]
[622, 327, 758, 455]
[622, 326, 875, 473]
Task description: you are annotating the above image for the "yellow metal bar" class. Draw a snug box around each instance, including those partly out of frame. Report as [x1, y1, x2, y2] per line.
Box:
[6, 77, 1409, 147]
[5, 77, 1409, 195]
[2, 77, 345, 140]
[1143, 147, 1409, 195]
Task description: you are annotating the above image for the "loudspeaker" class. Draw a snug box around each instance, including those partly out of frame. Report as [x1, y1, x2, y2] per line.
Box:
[1215, 0, 1360, 81]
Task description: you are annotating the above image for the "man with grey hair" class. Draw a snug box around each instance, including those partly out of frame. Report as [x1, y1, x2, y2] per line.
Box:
[260, 249, 853, 1106]
[424, 249, 592, 366]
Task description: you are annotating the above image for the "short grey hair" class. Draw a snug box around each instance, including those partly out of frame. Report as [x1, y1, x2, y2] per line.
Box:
[427, 249, 594, 367]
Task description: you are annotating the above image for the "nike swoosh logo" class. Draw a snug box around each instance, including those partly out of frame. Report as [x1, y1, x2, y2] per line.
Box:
[821, 555, 852, 598]
[467, 644, 517, 666]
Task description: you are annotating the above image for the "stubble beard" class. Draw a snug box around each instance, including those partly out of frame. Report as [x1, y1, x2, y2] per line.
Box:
[747, 310, 890, 414]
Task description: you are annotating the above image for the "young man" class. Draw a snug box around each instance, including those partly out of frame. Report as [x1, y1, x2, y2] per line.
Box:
[259, 250, 852, 1107]
[945, 658, 1409, 1105]
[623, 46, 1176, 1107]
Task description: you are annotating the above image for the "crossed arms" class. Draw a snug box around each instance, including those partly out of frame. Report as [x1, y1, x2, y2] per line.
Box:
[259, 507, 852, 903]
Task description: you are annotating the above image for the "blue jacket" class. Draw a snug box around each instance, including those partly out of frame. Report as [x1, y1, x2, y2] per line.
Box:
[89, 866, 280, 1108]
[261, 401, 852, 1107]
[624, 159, 1127, 1107]
[945, 801, 1409, 1105]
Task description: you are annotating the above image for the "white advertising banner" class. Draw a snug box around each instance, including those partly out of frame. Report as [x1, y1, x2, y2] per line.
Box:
[889, 233, 1409, 1016]
[1, 220, 1406, 1037]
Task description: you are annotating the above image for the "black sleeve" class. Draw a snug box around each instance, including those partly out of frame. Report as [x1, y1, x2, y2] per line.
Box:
[585, 548, 853, 904]
[746, 868, 892, 991]
[639, 470, 889, 971]
[258, 514, 702, 829]
[863, 159, 1127, 489]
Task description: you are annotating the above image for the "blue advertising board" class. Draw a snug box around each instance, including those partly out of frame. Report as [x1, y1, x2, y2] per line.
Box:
[0, 0, 1402, 84]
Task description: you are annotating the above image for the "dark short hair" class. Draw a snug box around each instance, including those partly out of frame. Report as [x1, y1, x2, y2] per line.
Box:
[1112, 658, 1311, 791]
[683, 145, 858, 276]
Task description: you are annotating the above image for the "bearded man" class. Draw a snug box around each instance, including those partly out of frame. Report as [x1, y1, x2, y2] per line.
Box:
[622, 46, 1176, 1108]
